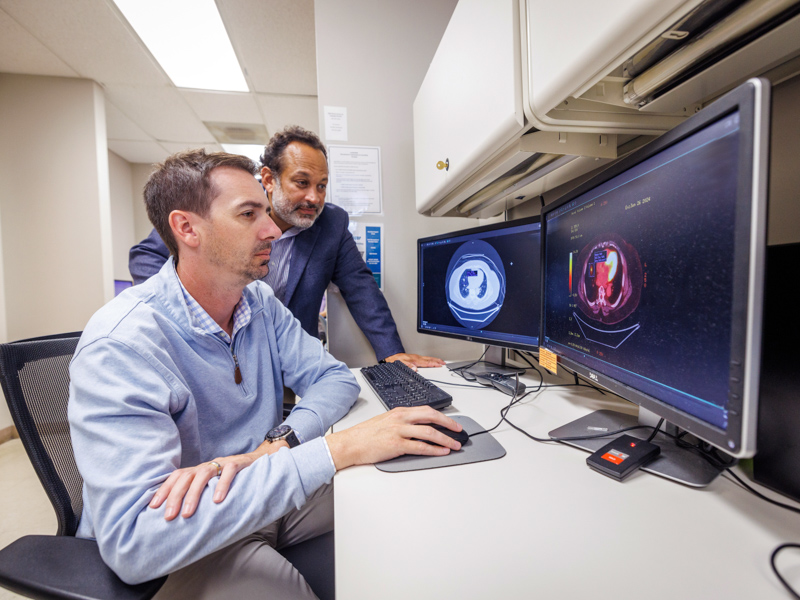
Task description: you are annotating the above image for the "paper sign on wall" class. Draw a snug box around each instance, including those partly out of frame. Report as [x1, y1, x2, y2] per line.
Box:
[324, 106, 348, 141]
[328, 145, 383, 216]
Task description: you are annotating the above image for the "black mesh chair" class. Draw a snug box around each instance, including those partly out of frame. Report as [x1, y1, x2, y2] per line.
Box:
[0, 333, 167, 599]
[0, 332, 334, 600]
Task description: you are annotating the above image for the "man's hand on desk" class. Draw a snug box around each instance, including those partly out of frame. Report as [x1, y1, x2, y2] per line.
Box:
[325, 406, 462, 470]
[149, 439, 279, 521]
[384, 352, 446, 371]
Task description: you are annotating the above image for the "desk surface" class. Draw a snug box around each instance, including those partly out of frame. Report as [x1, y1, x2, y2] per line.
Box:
[332, 365, 800, 599]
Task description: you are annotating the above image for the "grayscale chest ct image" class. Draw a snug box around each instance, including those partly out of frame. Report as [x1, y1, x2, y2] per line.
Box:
[445, 239, 507, 329]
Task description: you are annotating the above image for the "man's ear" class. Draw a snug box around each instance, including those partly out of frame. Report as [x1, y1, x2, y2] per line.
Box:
[169, 210, 202, 250]
[261, 166, 275, 197]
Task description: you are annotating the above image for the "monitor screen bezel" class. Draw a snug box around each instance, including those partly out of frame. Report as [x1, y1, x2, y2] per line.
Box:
[417, 215, 542, 353]
[539, 79, 769, 458]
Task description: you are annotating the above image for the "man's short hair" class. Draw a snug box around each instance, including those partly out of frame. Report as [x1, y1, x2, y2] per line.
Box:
[144, 149, 258, 257]
[260, 125, 328, 178]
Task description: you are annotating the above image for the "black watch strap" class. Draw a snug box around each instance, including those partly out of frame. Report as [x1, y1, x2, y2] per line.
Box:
[265, 425, 300, 448]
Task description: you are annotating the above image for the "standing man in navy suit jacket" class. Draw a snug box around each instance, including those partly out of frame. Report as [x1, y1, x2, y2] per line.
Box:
[130, 126, 443, 369]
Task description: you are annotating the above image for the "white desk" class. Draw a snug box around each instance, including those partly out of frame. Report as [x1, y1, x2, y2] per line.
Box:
[332, 365, 800, 599]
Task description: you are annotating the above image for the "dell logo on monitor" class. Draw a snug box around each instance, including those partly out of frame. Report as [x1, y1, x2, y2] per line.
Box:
[589, 372, 598, 382]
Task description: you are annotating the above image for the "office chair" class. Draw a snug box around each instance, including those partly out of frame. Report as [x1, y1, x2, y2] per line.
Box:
[0, 332, 334, 600]
[0, 332, 167, 599]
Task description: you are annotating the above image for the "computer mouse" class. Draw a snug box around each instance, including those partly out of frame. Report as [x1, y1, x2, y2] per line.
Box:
[419, 422, 470, 446]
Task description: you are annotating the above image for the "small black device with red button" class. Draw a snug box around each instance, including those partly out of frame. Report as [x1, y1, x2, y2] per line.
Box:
[586, 434, 661, 481]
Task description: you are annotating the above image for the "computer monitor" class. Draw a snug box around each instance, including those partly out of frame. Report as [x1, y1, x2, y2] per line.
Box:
[418, 216, 541, 372]
[114, 279, 133, 296]
[540, 78, 769, 486]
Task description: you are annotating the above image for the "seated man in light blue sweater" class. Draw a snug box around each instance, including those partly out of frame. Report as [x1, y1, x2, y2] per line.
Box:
[67, 149, 463, 599]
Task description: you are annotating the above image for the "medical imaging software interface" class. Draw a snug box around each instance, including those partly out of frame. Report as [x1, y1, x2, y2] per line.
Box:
[419, 221, 541, 348]
[543, 111, 742, 430]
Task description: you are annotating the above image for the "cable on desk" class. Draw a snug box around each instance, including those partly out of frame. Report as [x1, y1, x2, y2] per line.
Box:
[469, 373, 656, 443]
[770, 544, 800, 599]
[722, 469, 800, 515]
[468, 370, 542, 439]
[507, 416, 655, 444]
[515, 351, 542, 377]
[464, 352, 654, 442]
[646, 419, 664, 443]
[427, 379, 486, 389]
[446, 348, 490, 377]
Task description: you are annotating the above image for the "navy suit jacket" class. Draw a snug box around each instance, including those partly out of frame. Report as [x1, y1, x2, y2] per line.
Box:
[129, 204, 404, 361]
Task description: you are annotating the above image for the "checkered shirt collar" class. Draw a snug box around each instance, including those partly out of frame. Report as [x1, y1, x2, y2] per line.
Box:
[176, 273, 252, 345]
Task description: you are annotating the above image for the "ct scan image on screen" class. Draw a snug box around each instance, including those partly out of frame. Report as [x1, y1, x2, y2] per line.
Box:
[418, 218, 541, 350]
[445, 239, 507, 329]
[543, 111, 742, 430]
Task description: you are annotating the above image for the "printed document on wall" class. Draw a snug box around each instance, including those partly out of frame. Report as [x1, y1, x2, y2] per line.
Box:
[324, 106, 348, 141]
[328, 145, 383, 216]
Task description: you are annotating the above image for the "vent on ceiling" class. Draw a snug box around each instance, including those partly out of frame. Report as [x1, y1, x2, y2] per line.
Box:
[204, 122, 269, 144]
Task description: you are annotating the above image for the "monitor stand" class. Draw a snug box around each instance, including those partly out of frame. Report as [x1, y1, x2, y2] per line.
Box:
[548, 408, 725, 487]
[446, 345, 525, 376]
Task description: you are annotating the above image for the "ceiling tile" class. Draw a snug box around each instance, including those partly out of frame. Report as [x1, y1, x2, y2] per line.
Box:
[256, 93, 320, 136]
[159, 141, 225, 155]
[218, 0, 318, 96]
[180, 90, 262, 123]
[0, 0, 169, 86]
[0, 9, 79, 77]
[104, 83, 216, 143]
[105, 100, 152, 142]
[108, 139, 169, 164]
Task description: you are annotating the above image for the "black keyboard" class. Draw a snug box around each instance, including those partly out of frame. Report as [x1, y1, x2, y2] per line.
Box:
[360, 362, 452, 411]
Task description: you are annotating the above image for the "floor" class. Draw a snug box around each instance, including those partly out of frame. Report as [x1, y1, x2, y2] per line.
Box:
[0, 439, 57, 600]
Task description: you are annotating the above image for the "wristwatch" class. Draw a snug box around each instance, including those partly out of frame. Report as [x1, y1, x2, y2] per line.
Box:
[265, 424, 300, 448]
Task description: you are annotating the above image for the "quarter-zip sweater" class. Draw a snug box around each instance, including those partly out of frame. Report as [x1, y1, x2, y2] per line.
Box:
[68, 258, 358, 584]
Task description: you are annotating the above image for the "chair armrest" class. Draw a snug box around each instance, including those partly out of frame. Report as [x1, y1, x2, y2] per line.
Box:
[0, 535, 166, 600]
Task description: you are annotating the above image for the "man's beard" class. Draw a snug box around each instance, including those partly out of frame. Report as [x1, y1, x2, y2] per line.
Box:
[239, 243, 272, 284]
[271, 178, 321, 229]
[207, 237, 272, 285]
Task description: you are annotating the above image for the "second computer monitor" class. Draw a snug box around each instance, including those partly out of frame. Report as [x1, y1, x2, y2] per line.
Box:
[540, 78, 769, 460]
[418, 216, 541, 353]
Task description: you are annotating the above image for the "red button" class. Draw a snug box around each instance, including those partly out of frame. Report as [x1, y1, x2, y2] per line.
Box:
[601, 452, 624, 465]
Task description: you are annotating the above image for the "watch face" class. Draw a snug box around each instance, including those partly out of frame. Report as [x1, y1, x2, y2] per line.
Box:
[269, 424, 291, 439]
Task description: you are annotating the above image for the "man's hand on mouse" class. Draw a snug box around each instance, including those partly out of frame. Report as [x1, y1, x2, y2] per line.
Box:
[326, 406, 463, 471]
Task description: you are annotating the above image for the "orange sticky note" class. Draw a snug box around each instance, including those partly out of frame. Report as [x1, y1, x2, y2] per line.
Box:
[539, 347, 558, 374]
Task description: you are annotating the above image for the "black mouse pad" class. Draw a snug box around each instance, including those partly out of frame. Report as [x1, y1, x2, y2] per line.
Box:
[375, 415, 505, 473]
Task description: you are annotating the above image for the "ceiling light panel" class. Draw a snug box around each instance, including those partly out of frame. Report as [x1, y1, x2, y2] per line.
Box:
[112, 0, 248, 92]
[221, 144, 265, 166]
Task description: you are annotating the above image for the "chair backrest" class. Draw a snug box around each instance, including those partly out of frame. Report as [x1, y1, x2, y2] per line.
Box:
[0, 334, 83, 537]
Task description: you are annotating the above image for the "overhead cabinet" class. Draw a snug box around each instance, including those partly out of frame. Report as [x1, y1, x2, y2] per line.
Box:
[414, 0, 800, 218]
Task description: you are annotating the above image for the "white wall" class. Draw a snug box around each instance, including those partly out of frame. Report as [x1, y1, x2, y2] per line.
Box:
[315, 0, 487, 367]
[131, 163, 155, 243]
[108, 154, 158, 284]
[108, 150, 135, 281]
[0, 74, 113, 342]
[0, 74, 114, 431]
